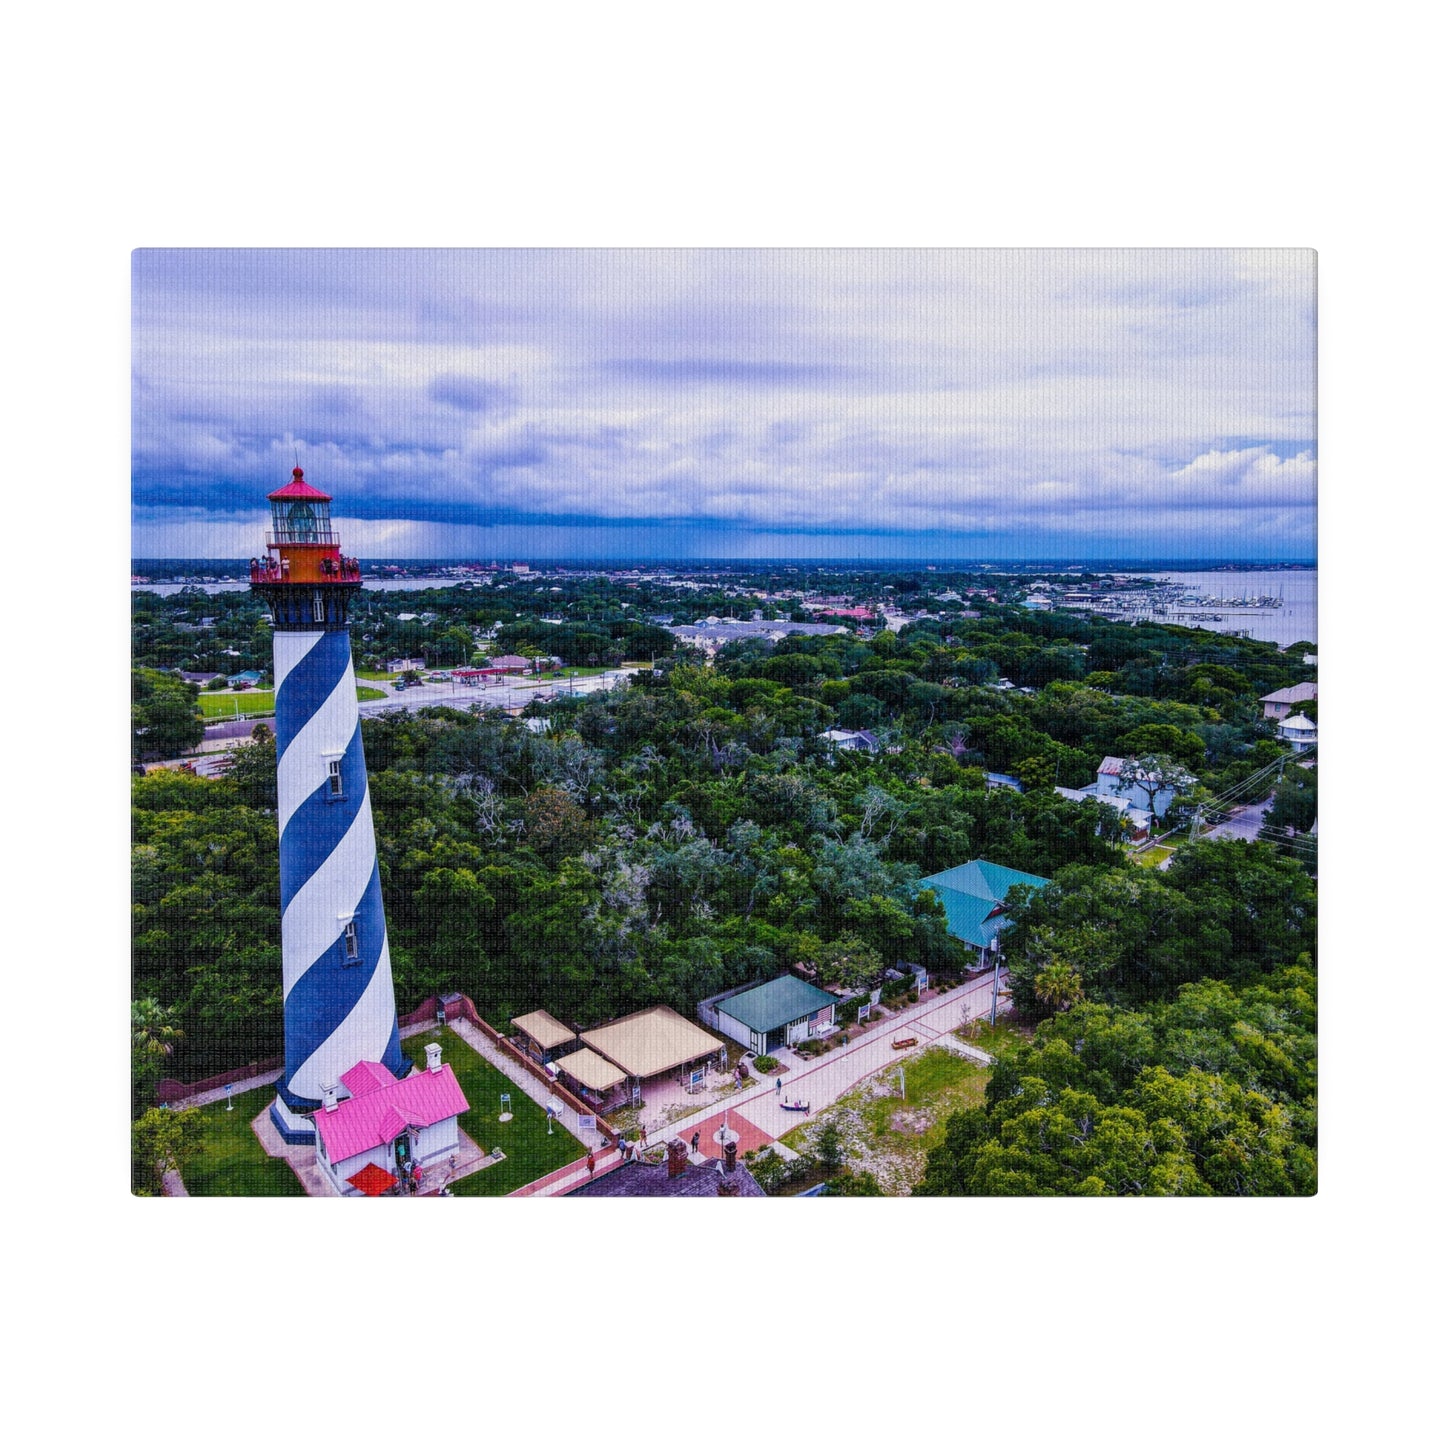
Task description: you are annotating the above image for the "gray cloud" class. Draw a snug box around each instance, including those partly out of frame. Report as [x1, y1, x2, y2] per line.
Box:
[131, 248, 1316, 558]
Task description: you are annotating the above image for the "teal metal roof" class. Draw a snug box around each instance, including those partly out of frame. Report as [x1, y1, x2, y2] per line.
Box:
[916, 859, 1050, 948]
[716, 976, 839, 1034]
[924, 886, 1003, 948]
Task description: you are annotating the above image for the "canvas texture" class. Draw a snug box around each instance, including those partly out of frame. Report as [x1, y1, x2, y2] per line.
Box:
[131, 249, 1317, 1198]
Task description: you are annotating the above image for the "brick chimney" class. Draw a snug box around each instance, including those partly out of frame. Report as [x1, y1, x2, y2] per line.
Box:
[321, 1083, 339, 1113]
[425, 1042, 443, 1073]
[717, 1178, 740, 1197]
[724, 1139, 738, 1173]
[667, 1137, 688, 1178]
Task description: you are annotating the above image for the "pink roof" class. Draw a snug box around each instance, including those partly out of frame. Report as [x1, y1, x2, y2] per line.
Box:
[267, 467, 332, 503]
[314, 1063, 470, 1164]
[341, 1060, 398, 1097]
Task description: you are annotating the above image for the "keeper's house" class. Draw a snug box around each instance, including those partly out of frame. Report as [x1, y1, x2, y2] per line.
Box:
[704, 975, 838, 1056]
[312, 1044, 469, 1197]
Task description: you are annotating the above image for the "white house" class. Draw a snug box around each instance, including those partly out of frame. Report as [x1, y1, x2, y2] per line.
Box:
[1277, 713, 1318, 752]
[1055, 785, 1153, 839]
[1091, 756, 1195, 819]
[312, 1046, 469, 1197]
[818, 728, 879, 754]
[1260, 682, 1317, 721]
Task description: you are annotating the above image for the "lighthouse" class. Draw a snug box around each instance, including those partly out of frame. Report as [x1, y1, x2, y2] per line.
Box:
[252, 468, 407, 1142]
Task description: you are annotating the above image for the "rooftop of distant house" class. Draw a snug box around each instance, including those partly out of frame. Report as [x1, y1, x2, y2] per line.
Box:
[567, 1159, 765, 1198]
[1096, 755, 1195, 784]
[1261, 682, 1318, 705]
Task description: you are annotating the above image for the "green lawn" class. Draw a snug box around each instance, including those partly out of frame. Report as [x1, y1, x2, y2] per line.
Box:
[182, 1096, 307, 1197]
[175, 1032, 584, 1197]
[1130, 844, 1176, 868]
[955, 1016, 1031, 1058]
[199, 684, 384, 719]
[356, 669, 400, 681]
[199, 690, 275, 718]
[778, 1046, 991, 1193]
[404, 1028, 586, 1196]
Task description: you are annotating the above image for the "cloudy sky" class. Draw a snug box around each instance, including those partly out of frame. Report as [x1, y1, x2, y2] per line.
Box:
[132, 249, 1315, 561]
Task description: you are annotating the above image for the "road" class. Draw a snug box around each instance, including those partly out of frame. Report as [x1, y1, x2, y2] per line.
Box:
[356, 667, 634, 717]
[650, 970, 1008, 1156]
[1203, 794, 1273, 843]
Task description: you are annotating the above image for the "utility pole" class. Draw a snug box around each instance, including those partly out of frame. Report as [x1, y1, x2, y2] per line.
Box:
[989, 935, 1002, 1025]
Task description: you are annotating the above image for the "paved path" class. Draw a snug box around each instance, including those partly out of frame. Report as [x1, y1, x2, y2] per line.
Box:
[171, 1067, 283, 1111]
[1203, 794, 1274, 843]
[358, 668, 634, 719]
[655, 972, 1007, 1152]
[446, 1019, 609, 1152]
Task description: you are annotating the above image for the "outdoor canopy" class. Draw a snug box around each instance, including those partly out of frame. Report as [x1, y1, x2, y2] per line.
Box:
[555, 1047, 627, 1092]
[512, 1009, 577, 1051]
[581, 1006, 720, 1080]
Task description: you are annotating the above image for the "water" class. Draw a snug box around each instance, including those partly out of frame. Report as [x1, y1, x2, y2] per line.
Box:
[132, 567, 1319, 649]
[1144, 569, 1316, 647]
[132, 575, 483, 598]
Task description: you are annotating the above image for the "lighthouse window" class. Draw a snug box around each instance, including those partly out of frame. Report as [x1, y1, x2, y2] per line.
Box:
[288, 501, 317, 538]
[313, 593, 326, 623]
[327, 759, 343, 797]
[343, 920, 359, 961]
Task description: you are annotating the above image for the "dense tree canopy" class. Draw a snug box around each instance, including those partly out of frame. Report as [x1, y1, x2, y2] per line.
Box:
[132, 668, 204, 760]
[916, 968, 1317, 1196]
[132, 577, 1317, 1202]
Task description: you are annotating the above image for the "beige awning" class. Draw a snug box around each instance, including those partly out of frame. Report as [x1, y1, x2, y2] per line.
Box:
[512, 1009, 576, 1051]
[581, 1006, 721, 1080]
[555, 1047, 627, 1093]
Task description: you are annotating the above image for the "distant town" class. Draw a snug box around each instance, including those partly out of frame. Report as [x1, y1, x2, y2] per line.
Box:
[134, 535, 1317, 1199]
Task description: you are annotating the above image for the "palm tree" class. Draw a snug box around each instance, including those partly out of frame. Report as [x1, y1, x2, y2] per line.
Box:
[1034, 962, 1084, 1014]
[132, 998, 183, 1118]
[132, 997, 183, 1060]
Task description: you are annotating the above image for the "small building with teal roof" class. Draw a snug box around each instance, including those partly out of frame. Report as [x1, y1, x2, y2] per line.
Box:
[916, 858, 1050, 963]
[706, 975, 839, 1056]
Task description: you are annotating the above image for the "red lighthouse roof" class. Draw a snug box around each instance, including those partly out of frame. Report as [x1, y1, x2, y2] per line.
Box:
[267, 466, 332, 503]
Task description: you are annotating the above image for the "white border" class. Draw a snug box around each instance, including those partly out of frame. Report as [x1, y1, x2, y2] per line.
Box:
[7, 3, 1436, 1439]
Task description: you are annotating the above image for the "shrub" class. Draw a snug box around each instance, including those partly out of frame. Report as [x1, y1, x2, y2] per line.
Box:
[750, 1146, 813, 1195]
[753, 1054, 780, 1074]
[817, 1122, 844, 1174]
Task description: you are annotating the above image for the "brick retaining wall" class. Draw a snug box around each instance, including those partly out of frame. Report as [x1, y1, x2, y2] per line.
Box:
[156, 1056, 283, 1106]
